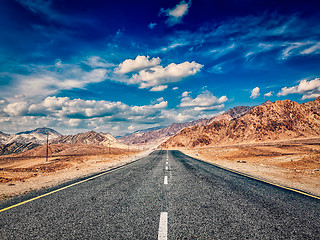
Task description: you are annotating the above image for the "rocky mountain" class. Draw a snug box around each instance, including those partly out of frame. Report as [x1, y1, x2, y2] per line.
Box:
[51, 131, 128, 149]
[0, 128, 62, 145]
[0, 131, 11, 144]
[213, 106, 253, 121]
[161, 97, 320, 148]
[0, 128, 61, 155]
[118, 105, 252, 145]
[0, 142, 40, 155]
[118, 118, 212, 145]
[0, 129, 128, 156]
[14, 127, 62, 144]
[260, 100, 273, 106]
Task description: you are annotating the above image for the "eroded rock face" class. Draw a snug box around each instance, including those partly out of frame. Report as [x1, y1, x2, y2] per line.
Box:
[162, 97, 320, 148]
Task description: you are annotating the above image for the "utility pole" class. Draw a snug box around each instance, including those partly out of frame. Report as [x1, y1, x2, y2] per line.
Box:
[109, 138, 111, 154]
[46, 131, 49, 162]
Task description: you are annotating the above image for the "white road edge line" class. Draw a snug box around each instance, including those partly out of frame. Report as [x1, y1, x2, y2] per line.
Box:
[158, 212, 168, 240]
[164, 176, 168, 185]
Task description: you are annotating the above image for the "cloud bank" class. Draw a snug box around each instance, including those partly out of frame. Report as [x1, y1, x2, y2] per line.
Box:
[277, 78, 320, 100]
[114, 55, 203, 90]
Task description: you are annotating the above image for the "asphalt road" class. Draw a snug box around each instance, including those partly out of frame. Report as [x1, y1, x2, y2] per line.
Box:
[0, 150, 319, 239]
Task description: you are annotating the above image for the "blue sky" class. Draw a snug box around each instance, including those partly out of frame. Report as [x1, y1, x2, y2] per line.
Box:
[1, 0, 320, 136]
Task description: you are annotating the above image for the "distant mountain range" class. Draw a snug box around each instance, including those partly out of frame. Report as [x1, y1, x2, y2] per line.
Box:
[0, 128, 62, 155]
[118, 104, 254, 145]
[0, 128, 126, 155]
[0, 128, 61, 145]
[51, 131, 127, 149]
[161, 97, 320, 148]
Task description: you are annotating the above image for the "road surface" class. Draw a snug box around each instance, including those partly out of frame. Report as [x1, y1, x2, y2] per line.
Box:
[0, 150, 319, 239]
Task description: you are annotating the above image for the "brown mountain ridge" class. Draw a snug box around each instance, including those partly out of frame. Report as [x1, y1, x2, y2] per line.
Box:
[161, 97, 320, 148]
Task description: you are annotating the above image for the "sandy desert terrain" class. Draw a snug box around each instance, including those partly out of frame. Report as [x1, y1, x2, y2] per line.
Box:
[181, 138, 320, 196]
[0, 144, 152, 200]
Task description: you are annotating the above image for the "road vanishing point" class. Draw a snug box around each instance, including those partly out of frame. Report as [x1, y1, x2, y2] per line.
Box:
[0, 150, 319, 239]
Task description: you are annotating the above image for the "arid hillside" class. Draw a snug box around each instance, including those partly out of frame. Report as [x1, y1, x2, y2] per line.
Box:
[119, 105, 252, 146]
[0, 128, 62, 155]
[51, 130, 128, 149]
[118, 118, 211, 145]
[0, 142, 40, 156]
[0, 128, 61, 145]
[0, 129, 128, 156]
[10, 143, 128, 158]
[161, 97, 320, 148]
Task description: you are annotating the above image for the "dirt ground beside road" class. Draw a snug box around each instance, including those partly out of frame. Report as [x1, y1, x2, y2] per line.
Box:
[0, 144, 151, 201]
[181, 138, 320, 197]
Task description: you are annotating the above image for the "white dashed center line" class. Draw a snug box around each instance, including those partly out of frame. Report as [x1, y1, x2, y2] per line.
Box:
[165, 166, 168, 171]
[158, 212, 168, 240]
[164, 176, 168, 185]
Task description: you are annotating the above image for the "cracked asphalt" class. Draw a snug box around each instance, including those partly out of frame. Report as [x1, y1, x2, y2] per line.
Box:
[0, 150, 319, 239]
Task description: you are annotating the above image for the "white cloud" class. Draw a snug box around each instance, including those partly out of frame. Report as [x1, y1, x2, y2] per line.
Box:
[208, 63, 224, 74]
[280, 42, 310, 60]
[115, 55, 161, 74]
[300, 42, 320, 55]
[162, 105, 224, 123]
[162, 110, 193, 123]
[2, 62, 108, 99]
[161, 42, 188, 52]
[55, 59, 62, 67]
[172, 87, 179, 90]
[4, 102, 29, 116]
[152, 101, 168, 109]
[16, 0, 52, 14]
[68, 119, 83, 127]
[277, 78, 320, 100]
[264, 91, 273, 97]
[128, 125, 136, 131]
[3, 96, 169, 122]
[130, 61, 203, 89]
[301, 93, 320, 100]
[160, 0, 191, 26]
[182, 91, 191, 97]
[180, 90, 228, 110]
[193, 104, 225, 111]
[210, 43, 237, 59]
[148, 22, 157, 29]
[83, 56, 114, 68]
[150, 85, 168, 92]
[250, 87, 260, 99]
[245, 43, 277, 61]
